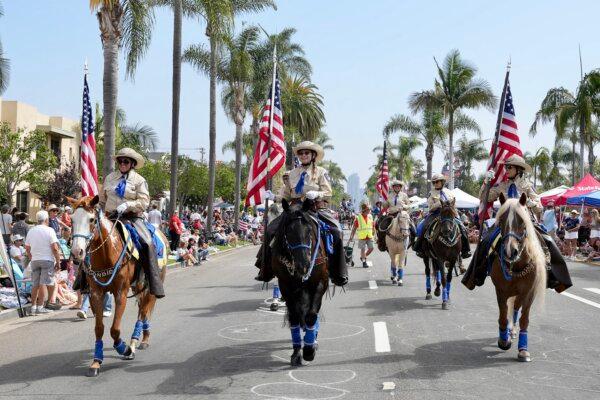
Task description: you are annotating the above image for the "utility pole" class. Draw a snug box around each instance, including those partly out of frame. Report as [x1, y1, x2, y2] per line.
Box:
[199, 147, 206, 164]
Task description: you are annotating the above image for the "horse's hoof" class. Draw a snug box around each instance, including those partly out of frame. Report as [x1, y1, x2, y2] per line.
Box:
[498, 339, 512, 351]
[290, 349, 302, 366]
[302, 345, 316, 361]
[442, 301, 449, 310]
[434, 287, 441, 297]
[511, 330, 518, 340]
[397, 280, 403, 286]
[425, 293, 432, 300]
[390, 277, 397, 285]
[138, 342, 150, 350]
[518, 350, 531, 362]
[86, 367, 100, 377]
[122, 346, 135, 360]
[270, 302, 280, 311]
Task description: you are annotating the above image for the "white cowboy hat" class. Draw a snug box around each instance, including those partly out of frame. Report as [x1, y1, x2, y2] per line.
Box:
[12, 234, 24, 242]
[391, 179, 405, 187]
[293, 141, 324, 163]
[47, 204, 59, 211]
[113, 147, 145, 169]
[500, 154, 532, 174]
[430, 173, 447, 183]
[570, 209, 580, 215]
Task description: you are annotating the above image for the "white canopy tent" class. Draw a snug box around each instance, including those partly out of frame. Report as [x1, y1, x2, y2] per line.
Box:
[450, 188, 480, 209]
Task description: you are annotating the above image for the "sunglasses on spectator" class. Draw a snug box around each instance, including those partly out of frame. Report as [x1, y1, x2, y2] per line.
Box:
[117, 158, 132, 165]
[297, 150, 312, 156]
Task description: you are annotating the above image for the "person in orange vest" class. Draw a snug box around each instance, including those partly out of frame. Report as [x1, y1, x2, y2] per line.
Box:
[349, 203, 376, 268]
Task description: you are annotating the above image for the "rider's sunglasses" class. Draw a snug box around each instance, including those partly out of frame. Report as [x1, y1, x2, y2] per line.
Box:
[297, 150, 312, 156]
[117, 158, 131, 165]
[505, 165, 515, 170]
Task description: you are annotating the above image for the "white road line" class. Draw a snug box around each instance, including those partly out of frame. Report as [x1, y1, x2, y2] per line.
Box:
[373, 321, 391, 353]
[584, 288, 600, 295]
[561, 292, 600, 310]
[368, 280, 378, 290]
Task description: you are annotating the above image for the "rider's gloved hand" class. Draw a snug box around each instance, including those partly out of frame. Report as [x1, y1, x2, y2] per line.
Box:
[116, 203, 128, 214]
[526, 198, 536, 208]
[264, 190, 276, 201]
[484, 170, 495, 183]
[305, 191, 320, 200]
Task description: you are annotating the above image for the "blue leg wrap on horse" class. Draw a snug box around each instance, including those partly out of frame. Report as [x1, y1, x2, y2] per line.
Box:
[513, 309, 520, 325]
[426, 276, 431, 290]
[442, 287, 449, 302]
[142, 320, 151, 331]
[390, 264, 397, 277]
[315, 315, 320, 335]
[94, 339, 104, 363]
[114, 339, 127, 355]
[398, 268, 404, 279]
[304, 325, 317, 347]
[132, 320, 143, 340]
[290, 325, 302, 348]
[436, 271, 442, 283]
[446, 282, 451, 298]
[499, 327, 510, 342]
[416, 219, 425, 236]
[518, 330, 528, 350]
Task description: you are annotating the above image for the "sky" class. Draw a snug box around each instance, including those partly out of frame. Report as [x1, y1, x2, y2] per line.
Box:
[2, 0, 600, 190]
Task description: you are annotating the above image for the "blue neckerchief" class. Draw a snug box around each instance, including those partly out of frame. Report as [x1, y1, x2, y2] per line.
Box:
[294, 171, 308, 194]
[507, 183, 518, 199]
[115, 174, 127, 198]
[440, 189, 448, 202]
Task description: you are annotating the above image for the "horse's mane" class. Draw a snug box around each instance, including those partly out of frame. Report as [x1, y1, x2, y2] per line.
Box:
[496, 199, 546, 306]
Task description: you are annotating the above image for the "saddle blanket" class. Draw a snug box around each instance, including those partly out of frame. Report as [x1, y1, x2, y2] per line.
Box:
[116, 221, 169, 268]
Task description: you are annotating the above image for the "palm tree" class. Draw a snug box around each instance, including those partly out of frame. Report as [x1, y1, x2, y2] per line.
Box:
[531, 71, 600, 179]
[0, 1, 9, 95]
[545, 141, 577, 189]
[315, 131, 334, 151]
[120, 123, 159, 152]
[524, 147, 551, 189]
[89, 0, 155, 178]
[321, 160, 346, 189]
[396, 136, 422, 182]
[455, 135, 488, 182]
[222, 130, 254, 167]
[183, 0, 275, 233]
[409, 49, 497, 189]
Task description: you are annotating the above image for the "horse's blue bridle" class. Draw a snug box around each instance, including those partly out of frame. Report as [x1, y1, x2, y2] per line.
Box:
[499, 230, 528, 281]
[285, 216, 322, 283]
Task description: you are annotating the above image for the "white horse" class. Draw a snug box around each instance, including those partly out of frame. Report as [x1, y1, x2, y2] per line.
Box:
[384, 210, 411, 285]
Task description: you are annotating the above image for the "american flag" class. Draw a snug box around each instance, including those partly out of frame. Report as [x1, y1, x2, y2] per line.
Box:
[479, 75, 522, 220]
[245, 76, 286, 206]
[80, 73, 98, 197]
[376, 141, 390, 201]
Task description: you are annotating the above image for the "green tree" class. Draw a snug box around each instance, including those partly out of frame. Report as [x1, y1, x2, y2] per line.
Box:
[455, 135, 487, 185]
[0, 123, 58, 205]
[524, 147, 551, 189]
[315, 131, 334, 151]
[38, 162, 81, 205]
[396, 136, 421, 182]
[282, 75, 325, 141]
[531, 71, 600, 180]
[90, 0, 156, 178]
[183, 0, 275, 233]
[321, 160, 347, 206]
[138, 157, 170, 197]
[409, 49, 497, 189]
[0, 1, 9, 95]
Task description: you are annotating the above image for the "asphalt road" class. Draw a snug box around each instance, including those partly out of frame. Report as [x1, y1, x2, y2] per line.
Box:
[1, 240, 600, 399]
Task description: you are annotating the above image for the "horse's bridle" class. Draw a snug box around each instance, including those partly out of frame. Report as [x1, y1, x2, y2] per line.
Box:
[284, 215, 322, 282]
[499, 226, 528, 281]
[437, 217, 459, 247]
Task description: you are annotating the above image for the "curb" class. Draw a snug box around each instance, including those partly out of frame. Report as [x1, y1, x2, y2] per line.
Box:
[0, 244, 256, 324]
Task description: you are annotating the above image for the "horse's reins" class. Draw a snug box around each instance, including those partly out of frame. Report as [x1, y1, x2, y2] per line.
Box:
[499, 229, 530, 281]
[381, 213, 411, 242]
[285, 215, 323, 282]
[437, 217, 460, 247]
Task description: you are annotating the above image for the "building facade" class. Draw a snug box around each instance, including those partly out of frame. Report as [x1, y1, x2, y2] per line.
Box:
[0, 98, 80, 215]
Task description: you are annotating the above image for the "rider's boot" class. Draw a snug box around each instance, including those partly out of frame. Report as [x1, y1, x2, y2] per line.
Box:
[254, 243, 274, 282]
[141, 245, 165, 298]
[462, 242, 487, 290]
[413, 236, 425, 258]
[328, 229, 348, 286]
[460, 225, 472, 259]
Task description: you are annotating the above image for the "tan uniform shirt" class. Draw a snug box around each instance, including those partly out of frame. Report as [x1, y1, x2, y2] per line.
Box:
[100, 169, 150, 216]
[480, 176, 542, 214]
[428, 188, 455, 212]
[386, 190, 409, 213]
[281, 165, 332, 201]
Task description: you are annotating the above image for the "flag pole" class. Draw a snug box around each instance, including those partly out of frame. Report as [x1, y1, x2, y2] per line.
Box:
[478, 60, 511, 239]
[263, 44, 277, 238]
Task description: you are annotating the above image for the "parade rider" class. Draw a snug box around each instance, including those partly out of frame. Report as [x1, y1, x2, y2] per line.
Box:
[254, 141, 348, 287]
[462, 154, 571, 292]
[100, 148, 165, 298]
[386, 180, 409, 214]
[348, 203, 376, 268]
[412, 173, 472, 259]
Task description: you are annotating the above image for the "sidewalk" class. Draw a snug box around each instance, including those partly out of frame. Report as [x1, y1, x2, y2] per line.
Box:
[0, 243, 254, 324]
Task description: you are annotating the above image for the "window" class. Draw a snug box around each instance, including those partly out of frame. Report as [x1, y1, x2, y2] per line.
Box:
[16, 191, 28, 213]
[51, 137, 61, 160]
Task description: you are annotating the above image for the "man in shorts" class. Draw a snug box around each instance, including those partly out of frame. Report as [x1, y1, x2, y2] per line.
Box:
[349, 203, 375, 268]
[25, 210, 62, 315]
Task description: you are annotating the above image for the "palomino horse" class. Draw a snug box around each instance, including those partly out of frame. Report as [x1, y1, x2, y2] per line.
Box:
[492, 193, 546, 362]
[384, 210, 411, 286]
[423, 200, 462, 310]
[68, 195, 167, 377]
[272, 199, 330, 366]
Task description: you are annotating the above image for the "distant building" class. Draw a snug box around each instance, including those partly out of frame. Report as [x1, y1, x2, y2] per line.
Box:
[346, 173, 362, 212]
[0, 98, 80, 215]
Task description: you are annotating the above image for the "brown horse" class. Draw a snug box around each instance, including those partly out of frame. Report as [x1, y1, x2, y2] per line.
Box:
[271, 199, 329, 366]
[491, 193, 546, 362]
[68, 195, 167, 377]
[423, 200, 462, 310]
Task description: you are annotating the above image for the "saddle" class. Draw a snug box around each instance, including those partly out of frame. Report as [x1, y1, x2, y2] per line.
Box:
[376, 215, 394, 252]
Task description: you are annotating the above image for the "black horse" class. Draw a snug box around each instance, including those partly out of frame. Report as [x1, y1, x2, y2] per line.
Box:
[421, 200, 462, 310]
[272, 199, 330, 366]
